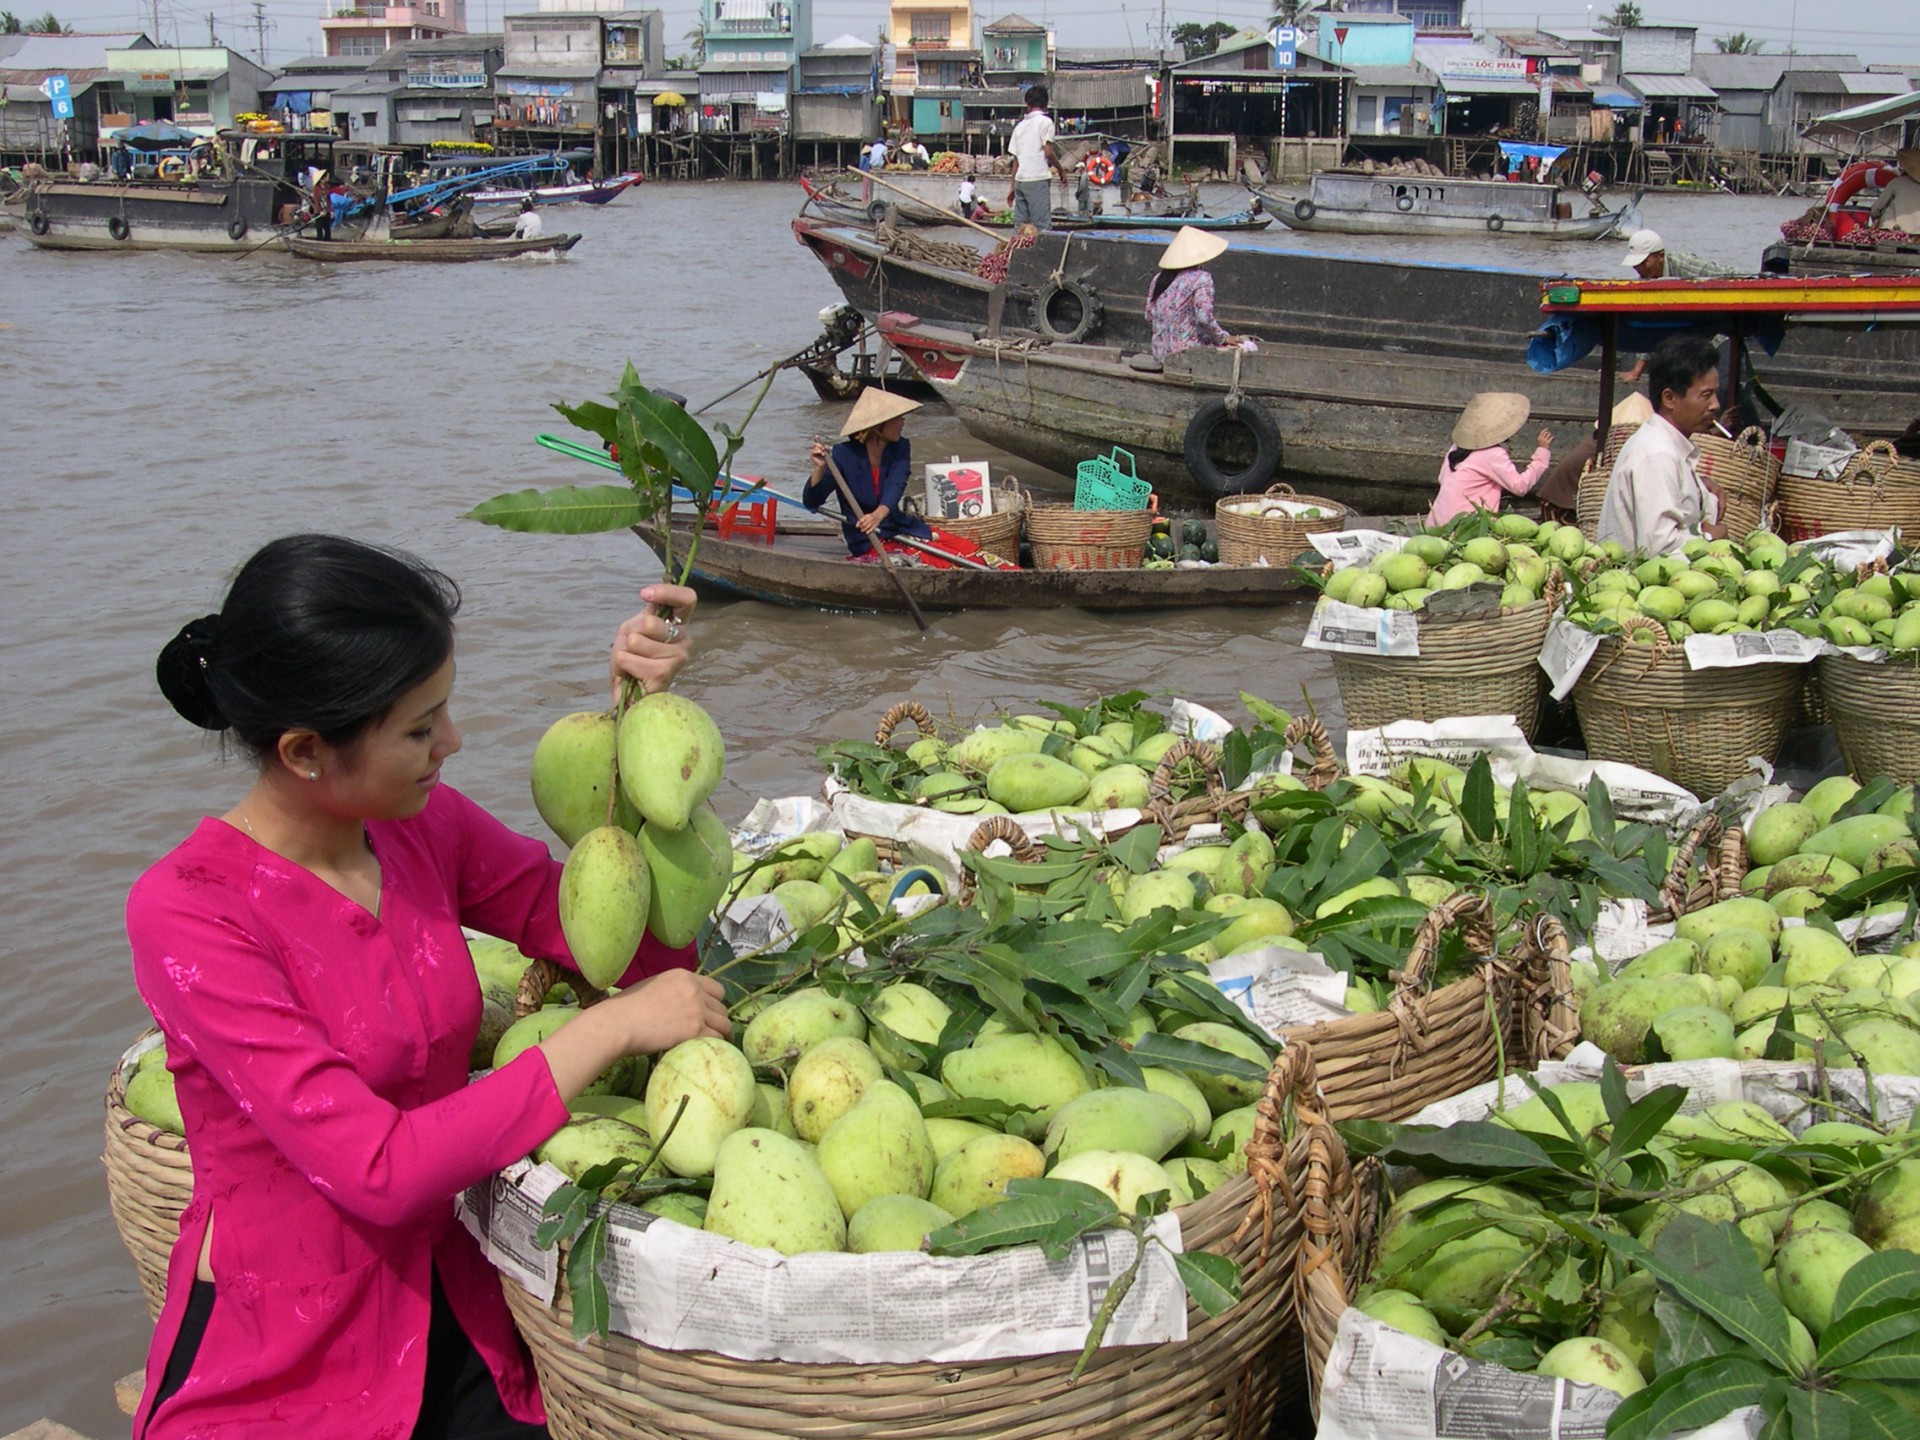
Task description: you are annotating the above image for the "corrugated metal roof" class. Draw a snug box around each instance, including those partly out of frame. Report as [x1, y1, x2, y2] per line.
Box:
[2, 32, 148, 72]
[1345, 65, 1434, 89]
[1051, 69, 1150, 109]
[1624, 73, 1716, 99]
[1839, 72, 1912, 96]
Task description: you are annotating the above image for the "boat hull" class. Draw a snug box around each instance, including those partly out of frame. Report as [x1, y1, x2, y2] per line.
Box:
[470, 174, 641, 206]
[634, 522, 1310, 613]
[1762, 238, 1920, 276]
[283, 232, 581, 261]
[21, 178, 284, 252]
[1255, 188, 1626, 240]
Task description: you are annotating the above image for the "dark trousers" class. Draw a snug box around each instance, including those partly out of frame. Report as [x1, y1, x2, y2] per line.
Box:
[148, 1273, 547, 1438]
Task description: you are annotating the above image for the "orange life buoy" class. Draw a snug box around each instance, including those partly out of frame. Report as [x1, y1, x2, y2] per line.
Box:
[1828, 160, 1898, 207]
[1085, 152, 1115, 185]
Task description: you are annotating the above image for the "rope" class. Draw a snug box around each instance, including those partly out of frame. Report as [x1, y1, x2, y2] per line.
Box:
[1048, 230, 1073, 286]
[1225, 344, 1246, 419]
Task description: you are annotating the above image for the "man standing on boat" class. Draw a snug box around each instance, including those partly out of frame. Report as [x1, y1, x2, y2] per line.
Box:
[1006, 86, 1064, 230]
[1596, 335, 1727, 557]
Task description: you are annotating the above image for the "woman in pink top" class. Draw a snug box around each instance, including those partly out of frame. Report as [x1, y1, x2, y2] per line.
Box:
[128, 535, 731, 1439]
[1426, 391, 1555, 527]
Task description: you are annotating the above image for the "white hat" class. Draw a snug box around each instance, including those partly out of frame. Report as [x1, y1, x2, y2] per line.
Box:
[1611, 391, 1654, 427]
[1451, 392, 1532, 450]
[1621, 229, 1666, 268]
[840, 388, 922, 436]
[1158, 226, 1230, 270]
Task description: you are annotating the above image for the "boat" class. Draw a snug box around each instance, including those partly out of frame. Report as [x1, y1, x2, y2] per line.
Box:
[794, 217, 1920, 486]
[631, 520, 1310, 613]
[1761, 236, 1920, 276]
[1252, 171, 1634, 240]
[20, 128, 335, 253]
[1760, 159, 1920, 276]
[795, 345, 942, 404]
[805, 151, 1198, 228]
[283, 232, 581, 261]
[469, 173, 642, 207]
[983, 206, 1272, 233]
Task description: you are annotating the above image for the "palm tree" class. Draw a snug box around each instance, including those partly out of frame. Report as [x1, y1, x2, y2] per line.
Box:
[26, 10, 70, 30]
[1599, 2, 1643, 31]
[682, 26, 705, 66]
[1714, 32, 1763, 53]
[1268, 0, 1318, 22]
[0, 13, 22, 34]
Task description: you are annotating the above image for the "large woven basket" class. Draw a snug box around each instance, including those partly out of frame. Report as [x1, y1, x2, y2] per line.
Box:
[1692, 425, 1779, 539]
[502, 1043, 1345, 1440]
[1571, 620, 1803, 798]
[1329, 598, 1555, 740]
[1573, 422, 1645, 539]
[104, 1037, 193, 1321]
[1026, 505, 1151, 571]
[930, 482, 1025, 561]
[1272, 893, 1577, 1125]
[1778, 440, 1920, 543]
[1215, 485, 1348, 567]
[1817, 650, 1920, 784]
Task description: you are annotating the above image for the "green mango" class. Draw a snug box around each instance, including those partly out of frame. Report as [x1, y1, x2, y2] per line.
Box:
[530, 710, 639, 847]
[1042, 1087, 1194, 1166]
[941, 1033, 1091, 1119]
[746, 1082, 798, 1138]
[1748, 801, 1821, 866]
[536, 1116, 667, 1192]
[617, 691, 725, 831]
[924, 1116, 997, 1161]
[1536, 1338, 1646, 1398]
[788, 1036, 883, 1143]
[638, 803, 732, 949]
[1170, 1022, 1272, 1114]
[847, 1194, 954, 1253]
[985, 752, 1091, 812]
[1798, 813, 1910, 872]
[493, 1007, 630, 1098]
[1140, 1067, 1211, 1142]
[705, 1129, 846, 1255]
[643, 1036, 756, 1178]
[825, 836, 880, 879]
[866, 981, 952, 1072]
[947, 726, 1045, 775]
[558, 825, 651, 989]
[741, 988, 868, 1069]
[569, 1093, 652, 1128]
[1048, 1149, 1179, 1213]
[929, 1133, 1046, 1218]
[124, 1065, 184, 1135]
[815, 1080, 937, 1219]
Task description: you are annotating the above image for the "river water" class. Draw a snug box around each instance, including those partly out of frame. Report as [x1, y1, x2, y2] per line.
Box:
[0, 181, 1806, 1434]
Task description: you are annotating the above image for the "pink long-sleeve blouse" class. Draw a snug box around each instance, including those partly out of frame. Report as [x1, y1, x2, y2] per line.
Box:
[126, 784, 692, 1438]
[1426, 443, 1553, 527]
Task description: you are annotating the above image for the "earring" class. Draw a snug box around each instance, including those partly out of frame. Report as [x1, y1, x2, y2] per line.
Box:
[308, 770, 319, 781]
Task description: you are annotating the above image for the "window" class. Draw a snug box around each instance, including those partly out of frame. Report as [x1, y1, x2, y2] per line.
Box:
[363, 111, 378, 126]
[336, 33, 382, 55]
[910, 13, 949, 43]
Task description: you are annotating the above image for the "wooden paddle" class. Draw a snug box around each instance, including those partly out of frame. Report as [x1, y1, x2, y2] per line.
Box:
[854, 167, 1007, 245]
[821, 452, 929, 633]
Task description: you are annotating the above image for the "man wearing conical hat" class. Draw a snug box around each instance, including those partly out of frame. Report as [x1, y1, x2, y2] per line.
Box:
[804, 390, 933, 562]
[1871, 148, 1920, 236]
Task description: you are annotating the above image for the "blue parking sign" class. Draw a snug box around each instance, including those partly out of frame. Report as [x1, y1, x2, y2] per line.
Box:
[1268, 27, 1297, 71]
[44, 73, 73, 120]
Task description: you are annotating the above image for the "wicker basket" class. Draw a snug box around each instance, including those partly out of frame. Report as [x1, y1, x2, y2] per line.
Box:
[1025, 505, 1151, 571]
[1573, 422, 1645, 539]
[1571, 620, 1803, 798]
[1778, 440, 1920, 543]
[1646, 815, 1747, 924]
[1692, 425, 1779, 540]
[1817, 650, 1920, 785]
[104, 1037, 194, 1321]
[502, 1043, 1344, 1440]
[932, 484, 1025, 561]
[1215, 485, 1349, 567]
[1272, 893, 1576, 1125]
[1329, 599, 1555, 740]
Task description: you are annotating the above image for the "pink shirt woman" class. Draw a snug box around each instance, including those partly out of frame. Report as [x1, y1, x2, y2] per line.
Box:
[1426, 391, 1554, 527]
[130, 534, 727, 1439]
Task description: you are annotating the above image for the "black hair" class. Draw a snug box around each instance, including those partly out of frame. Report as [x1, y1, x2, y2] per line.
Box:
[1024, 85, 1049, 110]
[1646, 335, 1720, 414]
[156, 534, 461, 764]
[1447, 446, 1474, 470]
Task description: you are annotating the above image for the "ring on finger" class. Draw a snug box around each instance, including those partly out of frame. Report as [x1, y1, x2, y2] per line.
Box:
[663, 617, 684, 644]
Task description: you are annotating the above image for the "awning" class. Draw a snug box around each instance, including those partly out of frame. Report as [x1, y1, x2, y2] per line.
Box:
[1499, 141, 1567, 165]
[1439, 76, 1538, 97]
[653, 91, 686, 105]
[1592, 89, 1641, 109]
[1623, 74, 1717, 100]
[1804, 89, 1920, 146]
[494, 64, 599, 81]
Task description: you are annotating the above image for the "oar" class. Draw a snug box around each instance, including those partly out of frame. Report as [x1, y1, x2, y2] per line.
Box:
[692, 342, 822, 415]
[855, 166, 1008, 244]
[821, 453, 929, 632]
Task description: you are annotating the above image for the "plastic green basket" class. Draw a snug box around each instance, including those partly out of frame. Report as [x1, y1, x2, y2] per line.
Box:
[1074, 447, 1152, 510]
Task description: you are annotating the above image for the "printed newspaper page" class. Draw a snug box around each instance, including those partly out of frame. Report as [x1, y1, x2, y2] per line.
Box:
[1345, 718, 1534, 779]
[1681, 630, 1823, 671]
[1304, 598, 1422, 657]
[1538, 619, 1602, 702]
[1308, 528, 1404, 569]
[492, 1184, 1188, 1365]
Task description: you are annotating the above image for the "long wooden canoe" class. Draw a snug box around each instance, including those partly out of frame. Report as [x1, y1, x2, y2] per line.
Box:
[631, 522, 1311, 614]
[283, 232, 580, 262]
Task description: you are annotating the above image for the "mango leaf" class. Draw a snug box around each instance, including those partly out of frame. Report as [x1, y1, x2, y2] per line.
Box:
[1600, 1055, 1633, 1127]
[1604, 1354, 1773, 1440]
[1607, 1085, 1688, 1163]
[1787, 1385, 1853, 1440]
[1836, 776, 1900, 821]
[1312, 824, 1395, 904]
[1173, 1251, 1242, 1317]
[612, 378, 721, 493]
[1839, 1382, 1919, 1440]
[1586, 774, 1618, 846]
[1655, 1292, 1741, 1374]
[1371, 1120, 1558, 1178]
[1834, 1329, 1920, 1382]
[536, 1182, 599, 1250]
[1335, 1118, 1402, 1158]
[1833, 1249, 1920, 1322]
[1460, 756, 1498, 843]
[1506, 777, 1548, 878]
[566, 1213, 612, 1343]
[1106, 825, 1164, 875]
[464, 485, 654, 533]
[1129, 1033, 1269, 1085]
[1820, 1295, 1920, 1371]
[1090, 1040, 1146, 1090]
[919, 1096, 1017, 1122]
[1301, 894, 1433, 939]
[1754, 1380, 1793, 1440]
[1765, 1001, 1802, 1062]
[1220, 729, 1254, 790]
[552, 397, 620, 447]
[1240, 692, 1294, 732]
[1640, 1212, 1795, 1372]
[928, 1181, 1118, 1260]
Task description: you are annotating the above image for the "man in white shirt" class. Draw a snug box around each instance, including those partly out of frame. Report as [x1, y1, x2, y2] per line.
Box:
[1871, 148, 1920, 235]
[1596, 335, 1727, 557]
[512, 197, 544, 240]
[866, 136, 890, 171]
[1005, 85, 1062, 230]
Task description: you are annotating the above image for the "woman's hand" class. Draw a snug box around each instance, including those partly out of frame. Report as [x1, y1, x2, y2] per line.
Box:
[809, 439, 829, 475]
[606, 969, 732, 1051]
[855, 504, 889, 535]
[1537, 428, 1555, 449]
[610, 583, 696, 702]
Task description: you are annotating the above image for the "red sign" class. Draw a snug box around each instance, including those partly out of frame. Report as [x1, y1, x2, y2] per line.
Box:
[1334, 26, 1348, 45]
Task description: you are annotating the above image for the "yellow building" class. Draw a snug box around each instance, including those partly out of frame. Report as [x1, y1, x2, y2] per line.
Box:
[888, 0, 976, 94]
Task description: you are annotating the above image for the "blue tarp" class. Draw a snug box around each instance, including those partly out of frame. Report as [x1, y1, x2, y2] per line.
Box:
[1497, 142, 1567, 165]
[1592, 90, 1641, 109]
[1527, 313, 1786, 375]
[112, 120, 204, 149]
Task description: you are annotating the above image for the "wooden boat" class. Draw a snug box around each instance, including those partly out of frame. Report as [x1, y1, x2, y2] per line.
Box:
[793, 217, 1920, 487]
[1251, 173, 1634, 240]
[796, 347, 942, 404]
[390, 204, 518, 240]
[631, 520, 1310, 614]
[283, 231, 581, 261]
[469, 173, 641, 207]
[982, 207, 1272, 234]
[1761, 237, 1920, 277]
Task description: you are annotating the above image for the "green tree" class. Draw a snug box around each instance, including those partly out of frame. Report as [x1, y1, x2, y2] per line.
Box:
[1171, 20, 1236, 59]
[1713, 31, 1763, 53]
[0, 13, 22, 34]
[1268, 0, 1320, 23]
[26, 10, 69, 30]
[681, 25, 704, 66]
[1600, 2, 1643, 30]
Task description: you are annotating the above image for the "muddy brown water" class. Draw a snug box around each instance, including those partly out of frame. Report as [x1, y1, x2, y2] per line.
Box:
[0, 182, 1805, 1433]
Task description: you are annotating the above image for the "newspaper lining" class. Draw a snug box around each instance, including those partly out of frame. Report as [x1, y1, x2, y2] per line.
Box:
[1794, 529, 1898, 570]
[1680, 629, 1823, 670]
[1539, 618, 1603, 701]
[1308, 528, 1404, 568]
[1208, 946, 1352, 1034]
[1304, 598, 1422, 656]
[464, 1163, 1190, 1365]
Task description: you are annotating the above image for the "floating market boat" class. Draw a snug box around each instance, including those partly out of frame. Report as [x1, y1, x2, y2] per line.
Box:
[1761, 237, 1920, 276]
[469, 172, 641, 207]
[987, 206, 1271, 234]
[631, 520, 1310, 614]
[283, 231, 580, 262]
[1252, 171, 1634, 240]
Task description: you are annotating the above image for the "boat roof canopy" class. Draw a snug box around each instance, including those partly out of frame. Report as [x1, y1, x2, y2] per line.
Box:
[1803, 89, 1920, 147]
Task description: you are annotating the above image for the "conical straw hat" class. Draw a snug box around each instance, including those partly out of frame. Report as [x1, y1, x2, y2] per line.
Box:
[1157, 225, 1230, 270]
[840, 388, 922, 436]
[1899, 148, 1920, 183]
[1451, 392, 1532, 450]
[1611, 391, 1654, 427]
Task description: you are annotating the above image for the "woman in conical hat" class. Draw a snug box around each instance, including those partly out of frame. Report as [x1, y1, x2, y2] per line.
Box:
[1145, 226, 1248, 361]
[804, 389, 934, 562]
[1426, 391, 1555, 526]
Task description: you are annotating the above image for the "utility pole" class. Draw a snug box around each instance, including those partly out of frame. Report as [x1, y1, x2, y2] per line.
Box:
[251, 0, 273, 65]
[207, 12, 216, 45]
[149, 0, 162, 42]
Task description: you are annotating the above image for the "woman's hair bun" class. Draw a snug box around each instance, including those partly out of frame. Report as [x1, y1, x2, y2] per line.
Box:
[156, 614, 229, 731]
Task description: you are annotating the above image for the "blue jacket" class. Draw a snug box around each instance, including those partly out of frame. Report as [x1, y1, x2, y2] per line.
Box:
[803, 437, 932, 556]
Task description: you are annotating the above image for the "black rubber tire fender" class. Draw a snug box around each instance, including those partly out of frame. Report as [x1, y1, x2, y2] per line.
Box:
[1487, 214, 1506, 233]
[1396, 193, 1414, 212]
[108, 214, 129, 241]
[866, 199, 891, 224]
[228, 217, 248, 241]
[1183, 396, 1283, 497]
[1032, 277, 1103, 344]
[29, 210, 50, 235]
[1293, 198, 1316, 221]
